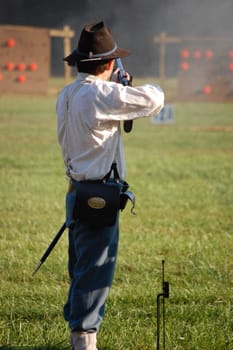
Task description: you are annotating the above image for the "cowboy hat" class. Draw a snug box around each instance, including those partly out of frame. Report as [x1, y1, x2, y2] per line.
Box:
[64, 21, 131, 65]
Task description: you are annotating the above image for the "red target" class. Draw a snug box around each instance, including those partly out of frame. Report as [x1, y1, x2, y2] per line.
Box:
[193, 50, 202, 59]
[17, 75, 26, 83]
[203, 85, 212, 95]
[205, 50, 213, 59]
[228, 50, 233, 59]
[180, 62, 190, 71]
[6, 38, 15, 47]
[17, 63, 26, 71]
[29, 63, 38, 71]
[180, 49, 190, 59]
[228, 62, 233, 71]
[6, 62, 15, 71]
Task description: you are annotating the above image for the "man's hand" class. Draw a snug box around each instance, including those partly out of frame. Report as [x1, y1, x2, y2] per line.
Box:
[111, 68, 132, 84]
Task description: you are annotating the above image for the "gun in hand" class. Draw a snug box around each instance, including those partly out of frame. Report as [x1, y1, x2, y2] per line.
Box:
[115, 58, 133, 133]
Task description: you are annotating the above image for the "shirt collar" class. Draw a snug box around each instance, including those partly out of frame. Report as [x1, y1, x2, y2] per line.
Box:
[76, 72, 100, 83]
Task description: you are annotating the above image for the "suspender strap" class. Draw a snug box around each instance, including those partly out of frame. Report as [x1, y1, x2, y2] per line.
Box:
[103, 162, 120, 182]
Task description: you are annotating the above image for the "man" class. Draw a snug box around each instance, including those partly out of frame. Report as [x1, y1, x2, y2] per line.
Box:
[56, 21, 164, 350]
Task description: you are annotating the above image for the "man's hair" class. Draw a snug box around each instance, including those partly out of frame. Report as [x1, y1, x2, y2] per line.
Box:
[77, 59, 112, 75]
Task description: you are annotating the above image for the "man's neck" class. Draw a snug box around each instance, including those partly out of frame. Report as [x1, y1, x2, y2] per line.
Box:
[96, 70, 111, 81]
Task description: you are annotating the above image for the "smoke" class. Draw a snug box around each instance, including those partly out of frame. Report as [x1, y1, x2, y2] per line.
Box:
[54, 0, 233, 76]
[55, 0, 165, 76]
[1, 0, 233, 77]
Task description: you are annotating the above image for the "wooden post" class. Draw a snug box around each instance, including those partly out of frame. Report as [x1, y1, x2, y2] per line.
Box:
[154, 33, 181, 85]
[50, 25, 75, 84]
[63, 25, 73, 83]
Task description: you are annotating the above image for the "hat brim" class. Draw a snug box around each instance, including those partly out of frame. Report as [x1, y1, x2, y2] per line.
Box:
[64, 47, 131, 64]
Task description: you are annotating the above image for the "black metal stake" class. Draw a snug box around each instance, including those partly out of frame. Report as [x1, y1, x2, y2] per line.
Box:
[156, 260, 170, 350]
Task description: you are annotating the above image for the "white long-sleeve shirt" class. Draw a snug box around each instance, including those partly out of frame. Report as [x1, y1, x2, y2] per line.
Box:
[56, 73, 164, 181]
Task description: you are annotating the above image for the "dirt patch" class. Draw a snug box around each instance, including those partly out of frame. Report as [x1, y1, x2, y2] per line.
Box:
[192, 126, 233, 132]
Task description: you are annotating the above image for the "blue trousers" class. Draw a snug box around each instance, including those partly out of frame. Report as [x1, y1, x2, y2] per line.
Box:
[64, 217, 119, 332]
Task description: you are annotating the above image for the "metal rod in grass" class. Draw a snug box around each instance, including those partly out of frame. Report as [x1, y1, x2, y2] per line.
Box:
[156, 260, 170, 350]
[32, 222, 67, 276]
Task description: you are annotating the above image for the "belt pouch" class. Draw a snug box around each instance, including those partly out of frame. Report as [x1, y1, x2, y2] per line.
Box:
[73, 180, 121, 227]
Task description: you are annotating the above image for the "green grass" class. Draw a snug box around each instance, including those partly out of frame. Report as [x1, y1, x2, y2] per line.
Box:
[0, 83, 233, 349]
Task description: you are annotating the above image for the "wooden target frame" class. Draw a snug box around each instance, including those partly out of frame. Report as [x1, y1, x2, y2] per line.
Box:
[154, 33, 233, 102]
[0, 25, 74, 94]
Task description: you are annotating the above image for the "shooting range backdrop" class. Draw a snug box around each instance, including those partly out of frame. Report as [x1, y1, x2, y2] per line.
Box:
[0, 25, 50, 94]
[1, 25, 233, 101]
[0, 25, 74, 94]
[155, 33, 233, 102]
[179, 39, 233, 101]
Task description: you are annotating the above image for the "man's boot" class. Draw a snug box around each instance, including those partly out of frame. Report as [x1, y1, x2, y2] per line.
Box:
[70, 331, 98, 350]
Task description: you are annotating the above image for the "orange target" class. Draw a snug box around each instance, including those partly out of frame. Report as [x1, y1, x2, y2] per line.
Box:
[203, 85, 212, 95]
[6, 62, 15, 71]
[17, 75, 26, 83]
[6, 38, 15, 47]
[17, 63, 26, 71]
[29, 63, 38, 71]
[180, 62, 190, 71]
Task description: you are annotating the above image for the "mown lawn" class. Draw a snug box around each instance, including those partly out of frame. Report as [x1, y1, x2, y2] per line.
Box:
[0, 86, 232, 349]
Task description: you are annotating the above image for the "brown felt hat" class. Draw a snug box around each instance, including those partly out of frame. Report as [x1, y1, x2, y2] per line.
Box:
[64, 21, 131, 65]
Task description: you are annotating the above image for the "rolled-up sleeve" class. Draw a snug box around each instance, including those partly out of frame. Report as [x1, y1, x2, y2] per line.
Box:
[95, 82, 164, 121]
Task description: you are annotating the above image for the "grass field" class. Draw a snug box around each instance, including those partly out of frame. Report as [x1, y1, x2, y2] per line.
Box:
[0, 81, 233, 350]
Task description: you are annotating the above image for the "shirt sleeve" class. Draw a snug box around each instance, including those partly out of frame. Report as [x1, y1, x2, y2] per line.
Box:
[95, 82, 165, 121]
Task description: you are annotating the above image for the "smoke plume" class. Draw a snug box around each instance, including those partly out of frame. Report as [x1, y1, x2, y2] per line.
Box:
[0, 0, 233, 76]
